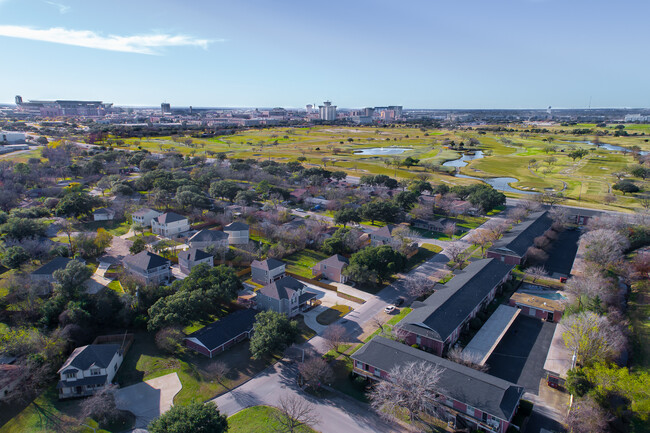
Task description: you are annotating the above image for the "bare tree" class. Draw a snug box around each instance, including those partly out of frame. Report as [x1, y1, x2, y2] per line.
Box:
[442, 221, 456, 238]
[298, 357, 334, 389]
[205, 361, 229, 386]
[322, 324, 348, 353]
[445, 242, 465, 265]
[565, 274, 612, 307]
[369, 361, 445, 423]
[524, 266, 548, 283]
[581, 229, 629, 268]
[565, 396, 609, 433]
[525, 246, 548, 265]
[561, 311, 625, 366]
[403, 274, 435, 298]
[272, 395, 321, 433]
[548, 206, 570, 228]
[80, 385, 120, 427]
[507, 206, 528, 223]
[467, 229, 493, 257]
[447, 347, 488, 372]
[371, 316, 387, 334]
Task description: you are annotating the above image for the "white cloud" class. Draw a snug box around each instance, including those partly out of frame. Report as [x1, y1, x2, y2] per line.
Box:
[0, 25, 216, 54]
[44, 1, 70, 14]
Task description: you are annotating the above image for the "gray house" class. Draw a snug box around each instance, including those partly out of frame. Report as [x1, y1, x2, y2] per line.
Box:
[30, 257, 86, 284]
[256, 276, 317, 317]
[178, 248, 214, 275]
[123, 251, 171, 285]
[370, 225, 395, 246]
[188, 229, 229, 250]
[224, 222, 249, 245]
[251, 258, 286, 285]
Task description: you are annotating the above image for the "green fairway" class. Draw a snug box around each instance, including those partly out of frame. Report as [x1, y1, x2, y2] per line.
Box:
[99, 124, 650, 211]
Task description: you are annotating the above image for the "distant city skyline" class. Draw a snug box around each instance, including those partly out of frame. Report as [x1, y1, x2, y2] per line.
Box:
[0, 0, 648, 109]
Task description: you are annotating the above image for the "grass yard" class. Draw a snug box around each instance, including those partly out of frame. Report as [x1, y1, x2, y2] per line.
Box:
[107, 279, 123, 293]
[403, 244, 442, 272]
[0, 386, 134, 433]
[227, 405, 318, 433]
[284, 249, 329, 279]
[316, 304, 352, 325]
[116, 332, 276, 405]
[629, 280, 650, 370]
[78, 220, 131, 236]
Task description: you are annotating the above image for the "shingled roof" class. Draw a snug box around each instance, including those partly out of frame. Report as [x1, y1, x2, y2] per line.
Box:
[57, 344, 121, 373]
[399, 258, 514, 342]
[372, 224, 395, 238]
[189, 229, 228, 242]
[224, 222, 249, 231]
[123, 251, 170, 270]
[489, 210, 554, 258]
[178, 248, 212, 262]
[185, 309, 258, 351]
[259, 276, 305, 300]
[352, 337, 524, 421]
[317, 254, 349, 269]
[252, 258, 285, 271]
[31, 256, 72, 276]
[153, 212, 187, 224]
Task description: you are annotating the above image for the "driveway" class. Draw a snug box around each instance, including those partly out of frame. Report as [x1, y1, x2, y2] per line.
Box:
[301, 305, 330, 334]
[115, 372, 182, 428]
[212, 361, 404, 433]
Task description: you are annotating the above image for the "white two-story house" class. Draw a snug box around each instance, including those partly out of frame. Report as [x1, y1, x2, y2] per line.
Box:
[178, 248, 214, 275]
[131, 208, 163, 227]
[123, 251, 171, 285]
[151, 212, 190, 238]
[57, 344, 124, 399]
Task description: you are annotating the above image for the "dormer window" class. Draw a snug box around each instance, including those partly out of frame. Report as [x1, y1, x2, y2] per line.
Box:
[90, 368, 101, 376]
[65, 371, 76, 379]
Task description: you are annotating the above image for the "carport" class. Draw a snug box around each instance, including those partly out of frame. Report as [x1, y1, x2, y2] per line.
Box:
[462, 305, 520, 366]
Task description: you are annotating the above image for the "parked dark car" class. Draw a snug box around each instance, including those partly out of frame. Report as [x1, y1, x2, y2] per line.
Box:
[393, 297, 405, 307]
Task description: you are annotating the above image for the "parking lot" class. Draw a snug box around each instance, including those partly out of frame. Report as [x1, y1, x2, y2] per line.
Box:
[541, 228, 581, 277]
[485, 315, 556, 393]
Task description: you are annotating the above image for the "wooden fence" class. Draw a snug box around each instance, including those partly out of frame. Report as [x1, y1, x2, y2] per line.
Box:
[92, 333, 135, 355]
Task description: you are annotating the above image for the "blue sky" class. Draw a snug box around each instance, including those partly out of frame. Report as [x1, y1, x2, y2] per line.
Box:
[0, 0, 648, 108]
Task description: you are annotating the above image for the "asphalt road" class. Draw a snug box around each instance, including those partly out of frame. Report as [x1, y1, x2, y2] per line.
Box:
[212, 361, 403, 433]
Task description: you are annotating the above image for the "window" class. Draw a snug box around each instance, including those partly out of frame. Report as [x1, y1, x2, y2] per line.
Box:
[91, 368, 101, 376]
[65, 371, 76, 379]
[374, 369, 381, 377]
[466, 405, 475, 416]
[482, 412, 488, 422]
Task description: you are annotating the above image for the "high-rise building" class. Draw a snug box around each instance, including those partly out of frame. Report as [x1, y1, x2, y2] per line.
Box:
[15, 95, 23, 105]
[318, 101, 337, 121]
[161, 102, 171, 114]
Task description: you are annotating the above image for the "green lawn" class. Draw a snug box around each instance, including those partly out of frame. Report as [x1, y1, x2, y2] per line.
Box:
[284, 249, 329, 278]
[630, 280, 650, 370]
[0, 386, 133, 433]
[78, 220, 131, 236]
[116, 332, 276, 406]
[227, 405, 318, 433]
[315, 304, 352, 325]
[107, 279, 123, 293]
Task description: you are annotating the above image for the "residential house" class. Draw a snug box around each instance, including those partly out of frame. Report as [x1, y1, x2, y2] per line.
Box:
[123, 251, 171, 284]
[131, 208, 163, 226]
[312, 254, 349, 283]
[256, 276, 317, 317]
[251, 258, 286, 285]
[224, 222, 249, 245]
[151, 212, 190, 237]
[352, 336, 524, 433]
[487, 210, 554, 265]
[411, 218, 450, 233]
[30, 257, 86, 284]
[93, 208, 115, 221]
[370, 225, 395, 246]
[290, 188, 308, 202]
[178, 248, 214, 275]
[185, 309, 258, 358]
[509, 292, 564, 323]
[188, 229, 229, 250]
[56, 344, 124, 399]
[397, 258, 514, 356]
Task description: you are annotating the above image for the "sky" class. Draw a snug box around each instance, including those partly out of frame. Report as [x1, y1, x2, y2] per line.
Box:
[0, 0, 648, 109]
